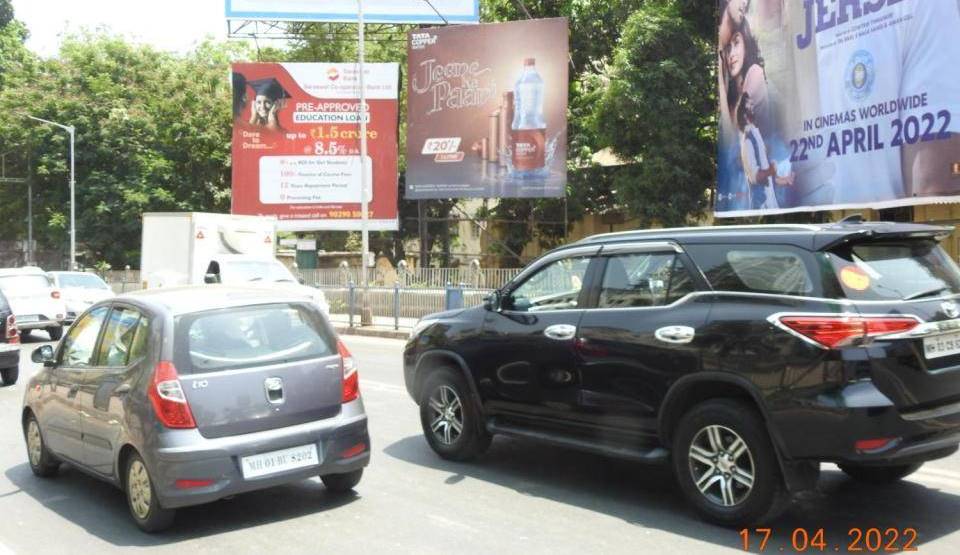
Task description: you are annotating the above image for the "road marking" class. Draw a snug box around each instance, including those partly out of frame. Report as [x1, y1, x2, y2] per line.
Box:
[427, 513, 479, 534]
[361, 379, 406, 395]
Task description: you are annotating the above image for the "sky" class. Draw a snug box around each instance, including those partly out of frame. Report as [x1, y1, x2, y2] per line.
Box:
[11, 0, 232, 57]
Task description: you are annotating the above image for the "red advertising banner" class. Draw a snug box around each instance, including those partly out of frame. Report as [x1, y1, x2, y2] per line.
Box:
[231, 62, 399, 230]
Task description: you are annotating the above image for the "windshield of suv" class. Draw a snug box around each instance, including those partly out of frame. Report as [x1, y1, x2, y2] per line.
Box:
[0, 274, 52, 292]
[174, 303, 335, 374]
[219, 260, 297, 283]
[828, 240, 960, 301]
[55, 273, 110, 290]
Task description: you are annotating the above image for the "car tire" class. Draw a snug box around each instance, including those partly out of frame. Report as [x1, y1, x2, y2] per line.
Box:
[1, 367, 18, 386]
[838, 463, 922, 484]
[47, 327, 63, 341]
[124, 452, 175, 533]
[419, 367, 491, 462]
[321, 469, 363, 493]
[23, 413, 59, 477]
[672, 399, 789, 527]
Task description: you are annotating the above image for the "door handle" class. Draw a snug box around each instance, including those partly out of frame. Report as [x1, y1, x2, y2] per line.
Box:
[115, 384, 131, 395]
[655, 325, 696, 345]
[544, 324, 577, 341]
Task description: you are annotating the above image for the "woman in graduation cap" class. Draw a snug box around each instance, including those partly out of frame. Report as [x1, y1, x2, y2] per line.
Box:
[247, 77, 290, 132]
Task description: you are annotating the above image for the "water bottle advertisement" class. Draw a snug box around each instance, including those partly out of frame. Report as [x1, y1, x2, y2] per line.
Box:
[405, 18, 569, 199]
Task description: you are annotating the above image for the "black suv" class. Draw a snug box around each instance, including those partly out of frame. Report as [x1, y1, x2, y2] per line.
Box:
[1, 288, 20, 385]
[404, 222, 960, 525]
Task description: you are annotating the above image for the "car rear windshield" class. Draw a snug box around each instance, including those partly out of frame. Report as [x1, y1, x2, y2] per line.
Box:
[57, 273, 110, 290]
[827, 240, 960, 301]
[173, 303, 336, 375]
[0, 274, 52, 292]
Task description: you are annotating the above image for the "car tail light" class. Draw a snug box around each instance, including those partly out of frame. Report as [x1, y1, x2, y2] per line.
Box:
[51, 290, 60, 299]
[775, 315, 919, 349]
[175, 479, 215, 489]
[5, 315, 19, 344]
[340, 442, 367, 459]
[148, 361, 196, 429]
[338, 339, 359, 403]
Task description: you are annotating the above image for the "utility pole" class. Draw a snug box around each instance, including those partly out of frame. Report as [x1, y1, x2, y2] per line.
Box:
[23, 115, 76, 270]
[357, 0, 372, 325]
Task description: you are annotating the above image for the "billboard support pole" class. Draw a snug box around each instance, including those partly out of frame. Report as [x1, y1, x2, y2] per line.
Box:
[358, 0, 372, 325]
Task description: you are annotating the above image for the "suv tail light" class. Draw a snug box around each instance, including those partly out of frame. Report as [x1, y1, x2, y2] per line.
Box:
[148, 361, 196, 429]
[338, 339, 359, 403]
[51, 290, 61, 299]
[5, 315, 19, 344]
[775, 315, 919, 349]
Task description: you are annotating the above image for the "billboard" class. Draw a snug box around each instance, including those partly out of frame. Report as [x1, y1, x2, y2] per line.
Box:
[231, 62, 400, 231]
[225, 0, 479, 24]
[716, 0, 960, 217]
[405, 18, 569, 199]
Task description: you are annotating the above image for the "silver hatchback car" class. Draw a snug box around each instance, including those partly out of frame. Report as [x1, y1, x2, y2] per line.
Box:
[21, 286, 369, 532]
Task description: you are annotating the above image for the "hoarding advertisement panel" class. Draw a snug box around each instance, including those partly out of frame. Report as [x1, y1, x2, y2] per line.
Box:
[231, 63, 399, 231]
[225, 0, 479, 24]
[405, 18, 570, 199]
[716, 0, 960, 217]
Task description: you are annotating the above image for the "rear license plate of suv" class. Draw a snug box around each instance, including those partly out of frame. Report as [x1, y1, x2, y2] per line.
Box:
[240, 444, 319, 479]
[924, 331, 960, 359]
[17, 315, 39, 323]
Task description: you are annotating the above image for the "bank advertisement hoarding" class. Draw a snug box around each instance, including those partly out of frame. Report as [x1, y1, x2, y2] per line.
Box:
[231, 62, 399, 231]
[224, 0, 479, 24]
[716, 0, 960, 217]
[405, 18, 569, 199]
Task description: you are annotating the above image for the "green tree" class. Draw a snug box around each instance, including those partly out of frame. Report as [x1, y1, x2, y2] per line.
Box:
[594, 0, 716, 227]
[0, 33, 249, 268]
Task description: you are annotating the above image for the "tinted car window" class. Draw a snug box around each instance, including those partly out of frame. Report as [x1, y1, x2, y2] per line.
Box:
[828, 240, 960, 301]
[174, 303, 335, 375]
[686, 244, 815, 296]
[507, 256, 591, 312]
[96, 307, 142, 367]
[598, 253, 695, 308]
[60, 306, 109, 368]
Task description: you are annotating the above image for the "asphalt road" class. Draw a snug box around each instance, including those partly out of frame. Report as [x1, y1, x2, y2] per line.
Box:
[2, 333, 960, 554]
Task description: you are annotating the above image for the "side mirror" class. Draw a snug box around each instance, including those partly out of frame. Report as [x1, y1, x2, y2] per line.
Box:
[204, 273, 221, 284]
[483, 291, 500, 311]
[31, 345, 55, 366]
[298, 277, 306, 285]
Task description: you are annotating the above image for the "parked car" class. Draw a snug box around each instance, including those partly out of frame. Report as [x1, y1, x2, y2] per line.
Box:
[48, 271, 115, 324]
[404, 221, 960, 526]
[0, 267, 66, 340]
[22, 286, 369, 532]
[1, 288, 20, 385]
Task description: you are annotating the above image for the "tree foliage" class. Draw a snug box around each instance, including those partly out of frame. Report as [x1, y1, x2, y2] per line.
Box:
[0, 34, 247, 267]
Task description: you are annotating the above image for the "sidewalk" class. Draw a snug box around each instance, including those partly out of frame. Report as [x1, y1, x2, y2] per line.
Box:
[328, 313, 417, 340]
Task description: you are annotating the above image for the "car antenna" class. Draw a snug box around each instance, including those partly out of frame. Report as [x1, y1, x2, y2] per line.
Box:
[838, 213, 864, 224]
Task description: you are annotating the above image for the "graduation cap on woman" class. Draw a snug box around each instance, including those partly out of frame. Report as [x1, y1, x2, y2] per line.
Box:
[248, 78, 292, 101]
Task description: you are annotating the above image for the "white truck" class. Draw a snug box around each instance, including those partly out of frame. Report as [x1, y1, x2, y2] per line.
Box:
[140, 212, 328, 313]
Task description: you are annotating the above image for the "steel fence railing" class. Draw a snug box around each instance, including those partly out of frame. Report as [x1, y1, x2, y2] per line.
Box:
[298, 267, 521, 289]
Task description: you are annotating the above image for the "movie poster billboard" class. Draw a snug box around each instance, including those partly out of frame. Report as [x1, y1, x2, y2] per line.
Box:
[405, 18, 569, 199]
[716, 0, 960, 217]
[231, 62, 399, 230]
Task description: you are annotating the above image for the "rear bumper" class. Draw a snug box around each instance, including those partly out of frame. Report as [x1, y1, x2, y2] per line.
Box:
[773, 381, 960, 465]
[16, 319, 62, 331]
[0, 344, 18, 369]
[150, 398, 370, 509]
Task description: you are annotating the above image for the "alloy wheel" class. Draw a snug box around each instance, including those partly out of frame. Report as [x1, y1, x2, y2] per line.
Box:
[427, 385, 463, 445]
[688, 424, 756, 507]
[128, 460, 153, 520]
[26, 420, 42, 467]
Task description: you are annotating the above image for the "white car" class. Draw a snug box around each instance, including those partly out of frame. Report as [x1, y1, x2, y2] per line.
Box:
[207, 255, 331, 314]
[0, 267, 67, 340]
[47, 271, 115, 324]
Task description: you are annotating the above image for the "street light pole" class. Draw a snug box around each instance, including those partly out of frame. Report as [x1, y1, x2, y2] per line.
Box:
[24, 115, 76, 270]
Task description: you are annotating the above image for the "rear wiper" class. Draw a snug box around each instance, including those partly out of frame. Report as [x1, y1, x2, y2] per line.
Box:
[904, 287, 953, 301]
